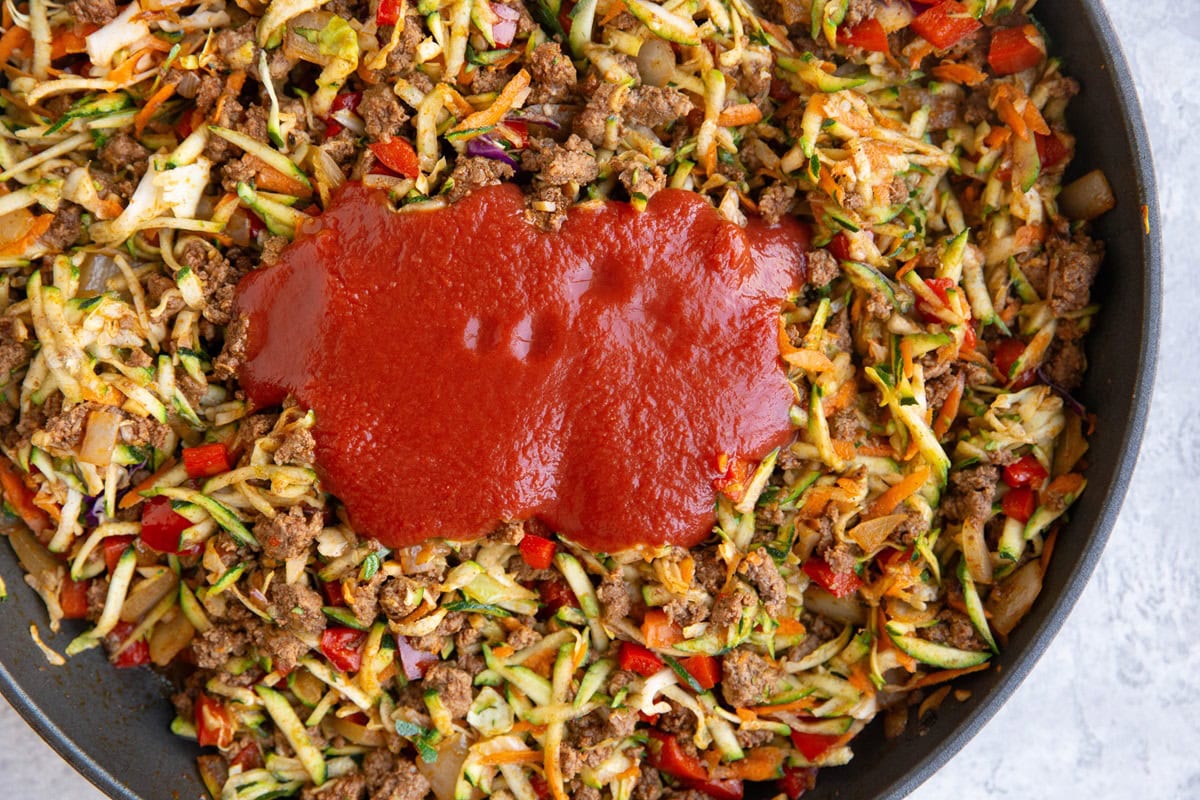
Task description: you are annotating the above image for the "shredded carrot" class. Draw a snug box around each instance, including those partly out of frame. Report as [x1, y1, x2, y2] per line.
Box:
[0, 25, 30, 66]
[117, 457, 178, 509]
[894, 255, 920, 281]
[1046, 472, 1085, 497]
[1014, 223, 1047, 249]
[821, 378, 857, 416]
[899, 337, 915, 381]
[479, 750, 542, 766]
[905, 662, 990, 690]
[847, 661, 875, 693]
[931, 62, 988, 86]
[700, 140, 717, 178]
[32, 493, 62, 524]
[866, 466, 930, 519]
[1039, 527, 1058, 573]
[817, 166, 843, 206]
[717, 103, 763, 127]
[831, 439, 856, 461]
[996, 93, 1027, 140]
[508, 720, 547, 735]
[106, 47, 157, 85]
[778, 316, 800, 357]
[799, 485, 836, 517]
[212, 70, 246, 122]
[598, 2, 626, 26]
[747, 696, 816, 715]
[932, 372, 965, 439]
[491, 644, 515, 659]
[450, 68, 530, 133]
[0, 214, 52, 257]
[983, 125, 1011, 149]
[134, 80, 178, 136]
[80, 380, 123, 405]
[776, 617, 806, 638]
[1022, 101, 1050, 136]
[442, 85, 475, 117]
[614, 764, 641, 782]
[723, 747, 787, 781]
[907, 41, 934, 69]
[642, 609, 684, 649]
[855, 441, 894, 458]
[247, 157, 313, 197]
[50, 24, 96, 60]
[735, 708, 758, 722]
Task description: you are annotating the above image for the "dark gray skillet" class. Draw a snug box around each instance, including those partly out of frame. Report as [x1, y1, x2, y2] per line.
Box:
[0, 1, 1161, 797]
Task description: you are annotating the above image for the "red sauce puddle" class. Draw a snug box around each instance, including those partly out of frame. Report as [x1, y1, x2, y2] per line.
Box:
[236, 183, 809, 551]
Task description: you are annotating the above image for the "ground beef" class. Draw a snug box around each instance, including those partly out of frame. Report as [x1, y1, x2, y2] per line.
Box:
[736, 727, 777, 749]
[941, 465, 999, 523]
[422, 663, 472, 718]
[445, 156, 514, 203]
[68, 0, 116, 24]
[41, 202, 83, 251]
[720, 650, 780, 708]
[1046, 231, 1103, 315]
[624, 86, 691, 129]
[663, 596, 708, 627]
[806, 249, 840, 289]
[843, 0, 876, 27]
[820, 540, 859, 576]
[378, 576, 425, 621]
[268, 581, 326, 636]
[596, 570, 632, 625]
[300, 773, 366, 800]
[363, 750, 431, 800]
[864, 288, 892, 320]
[274, 428, 316, 466]
[99, 132, 149, 175]
[574, 82, 626, 146]
[359, 85, 408, 140]
[710, 582, 757, 628]
[192, 622, 253, 670]
[255, 506, 323, 561]
[40, 402, 169, 453]
[255, 623, 310, 673]
[757, 183, 795, 225]
[211, 21, 259, 72]
[632, 765, 664, 800]
[525, 182, 572, 231]
[615, 154, 666, 200]
[925, 370, 962, 414]
[528, 42, 577, 102]
[506, 619, 541, 650]
[180, 238, 247, 326]
[0, 323, 29, 381]
[920, 607, 985, 651]
[1042, 337, 1087, 391]
[347, 572, 386, 627]
[85, 577, 109, 622]
[894, 507, 928, 547]
[214, 315, 249, 380]
[261, 234, 288, 266]
[692, 547, 727, 595]
[521, 135, 599, 186]
[829, 408, 859, 442]
[738, 550, 786, 614]
[566, 706, 637, 748]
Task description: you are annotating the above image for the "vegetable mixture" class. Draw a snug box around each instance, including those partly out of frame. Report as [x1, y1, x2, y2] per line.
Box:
[0, 0, 1113, 797]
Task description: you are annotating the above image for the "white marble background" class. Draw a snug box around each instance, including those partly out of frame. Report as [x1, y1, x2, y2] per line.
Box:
[3, 0, 1197, 796]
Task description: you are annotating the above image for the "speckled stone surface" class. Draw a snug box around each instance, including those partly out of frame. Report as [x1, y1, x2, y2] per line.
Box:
[1, 0, 1195, 797]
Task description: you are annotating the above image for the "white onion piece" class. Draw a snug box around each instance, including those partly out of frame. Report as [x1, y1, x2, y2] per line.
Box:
[1058, 169, 1115, 221]
[985, 560, 1043, 636]
[637, 38, 675, 88]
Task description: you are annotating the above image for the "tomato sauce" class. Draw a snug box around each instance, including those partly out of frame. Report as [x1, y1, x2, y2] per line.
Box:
[236, 183, 809, 551]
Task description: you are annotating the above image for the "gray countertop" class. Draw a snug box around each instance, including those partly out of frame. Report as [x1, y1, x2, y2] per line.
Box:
[3, 0, 1196, 796]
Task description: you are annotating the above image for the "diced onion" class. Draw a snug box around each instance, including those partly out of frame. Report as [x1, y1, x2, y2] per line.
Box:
[1058, 169, 1115, 221]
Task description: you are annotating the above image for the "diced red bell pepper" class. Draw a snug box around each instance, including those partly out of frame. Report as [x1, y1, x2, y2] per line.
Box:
[182, 442, 231, 479]
[376, 0, 402, 26]
[529, 774, 552, 800]
[987, 25, 1044, 76]
[104, 535, 136, 572]
[789, 729, 842, 761]
[777, 765, 819, 799]
[910, 1, 982, 50]
[195, 694, 236, 748]
[1001, 486, 1036, 523]
[1003, 454, 1048, 489]
[324, 92, 362, 138]
[60, 577, 90, 619]
[537, 575, 580, 614]
[140, 495, 192, 554]
[397, 635, 439, 680]
[519, 533, 557, 570]
[106, 621, 150, 668]
[647, 731, 744, 799]
[681, 654, 721, 690]
[320, 626, 367, 673]
[916, 276, 956, 322]
[992, 337, 1035, 388]
[712, 454, 750, 502]
[322, 579, 346, 607]
[827, 233, 851, 262]
[499, 119, 528, 148]
[229, 741, 263, 770]
[369, 138, 421, 179]
[618, 641, 664, 677]
[0, 456, 51, 535]
[839, 18, 889, 52]
[1036, 132, 1070, 169]
[802, 558, 863, 599]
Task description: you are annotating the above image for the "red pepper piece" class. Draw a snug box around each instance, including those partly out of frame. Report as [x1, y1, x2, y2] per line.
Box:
[910, 1, 982, 50]
[916, 276, 956, 322]
[369, 138, 421, 179]
[1003, 454, 1048, 489]
[681, 654, 721, 690]
[0, 456, 51, 535]
[376, 0, 402, 26]
[107, 621, 150, 668]
[802, 557, 863, 599]
[647, 731, 744, 799]
[827, 233, 851, 262]
[992, 337, 1035, 388]
[1002, 486, 1036, 523]
[789, 729, 842, 761]
[397, 635, 439, 680]
[140, 495, 192, 554]
[777, 765, 818, 799]
[229, 741, 262, 770]
[839, 18, 889, 52]
[537, 575, 580, 615]
[617, 641, 664, 677]
[195, 694, 236, 748]
[182, 442, 231, 479]
[1036, 132, 1070, 169]
[324, 92, 362, 138]
[60, 577, 90, 619]
[518, 533, 557, 570]
[987, 25, 1044, 76]
[320, 626, 367, 673]
[103, 535, 136, 572]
